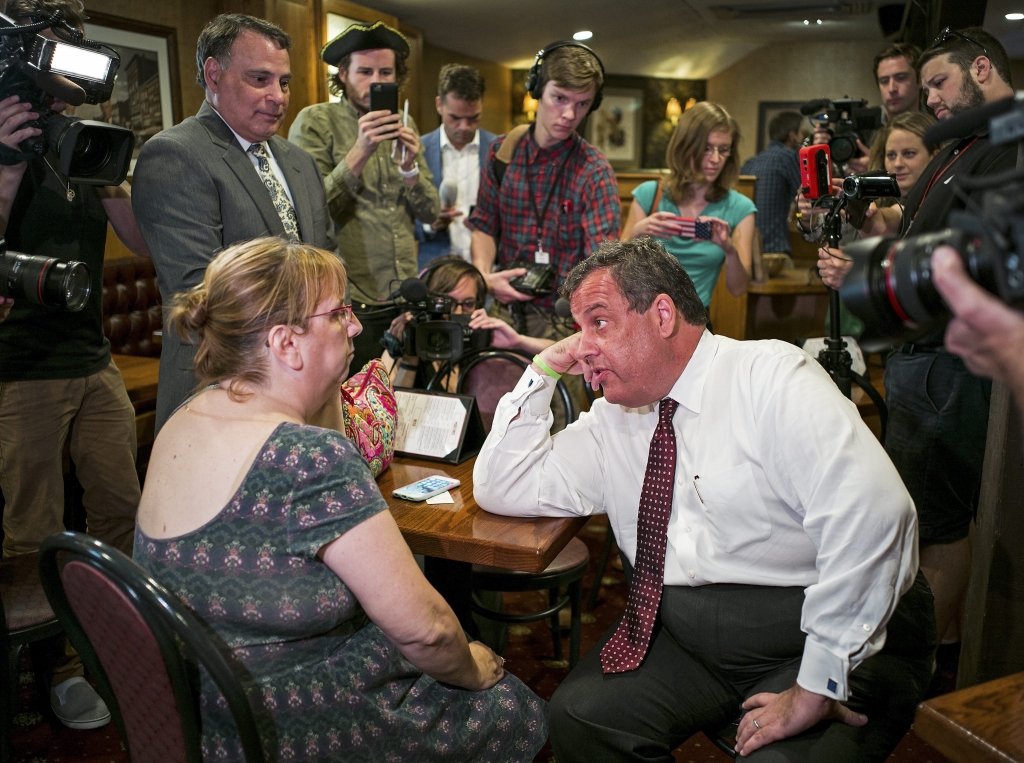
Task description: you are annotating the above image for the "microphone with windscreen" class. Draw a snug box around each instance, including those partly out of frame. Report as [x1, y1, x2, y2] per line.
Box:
[439, 178, 459, 209]
[800, 99, 830, 116]
[554, 298, 573, 319]
[389, 277, 427, 302]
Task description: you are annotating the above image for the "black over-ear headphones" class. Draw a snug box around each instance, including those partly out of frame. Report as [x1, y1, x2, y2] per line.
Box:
[524, 40, 605, 113]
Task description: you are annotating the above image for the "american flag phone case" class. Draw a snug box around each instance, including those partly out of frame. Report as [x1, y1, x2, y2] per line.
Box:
[671, 217, 713, 240]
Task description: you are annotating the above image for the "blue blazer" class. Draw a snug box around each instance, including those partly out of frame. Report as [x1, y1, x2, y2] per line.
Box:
[417, 126, 497, 268]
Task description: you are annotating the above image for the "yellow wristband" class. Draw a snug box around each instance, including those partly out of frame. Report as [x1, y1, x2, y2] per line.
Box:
[532, 355, 561, 380]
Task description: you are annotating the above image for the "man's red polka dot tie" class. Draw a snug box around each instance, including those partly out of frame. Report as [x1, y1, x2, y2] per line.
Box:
[600, 397, 679, 674]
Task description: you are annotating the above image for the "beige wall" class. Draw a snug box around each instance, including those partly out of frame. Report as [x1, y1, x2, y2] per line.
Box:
[708, 40, 883, 164]
[420, 42, 512, 137]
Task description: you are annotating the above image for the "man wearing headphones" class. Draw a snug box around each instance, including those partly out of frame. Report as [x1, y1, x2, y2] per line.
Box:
[467, 42, 621, 341]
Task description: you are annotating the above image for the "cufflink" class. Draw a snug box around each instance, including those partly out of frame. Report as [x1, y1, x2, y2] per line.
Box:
[827, 679, 837, 693]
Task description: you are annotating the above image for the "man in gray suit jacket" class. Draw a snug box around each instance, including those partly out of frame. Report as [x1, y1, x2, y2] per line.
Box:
[417, 64, 496, 268]
[133, 14, 333, 432]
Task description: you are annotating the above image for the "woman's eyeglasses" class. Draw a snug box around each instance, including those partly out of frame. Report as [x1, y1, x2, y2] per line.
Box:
[310, 303, 355, 322]
[451, 298, 480, 312]
[931, 27, 988, 56]
[704, 145, 732, 158]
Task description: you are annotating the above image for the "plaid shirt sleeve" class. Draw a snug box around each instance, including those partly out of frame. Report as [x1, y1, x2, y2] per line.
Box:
[466, 140, 501, 240]
[580, 155, 622, 256]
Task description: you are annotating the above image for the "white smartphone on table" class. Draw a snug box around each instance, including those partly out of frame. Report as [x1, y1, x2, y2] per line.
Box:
[392, 475, 461, 502]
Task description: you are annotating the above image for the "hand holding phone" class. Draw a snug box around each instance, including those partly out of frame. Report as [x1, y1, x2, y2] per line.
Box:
[392, 475, 461, 502]
[667, 216, 714, 241]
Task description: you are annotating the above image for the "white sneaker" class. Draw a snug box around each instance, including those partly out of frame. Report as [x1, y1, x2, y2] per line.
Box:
[50, 677, 111, 730]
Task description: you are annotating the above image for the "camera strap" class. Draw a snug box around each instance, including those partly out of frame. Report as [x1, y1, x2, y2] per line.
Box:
[0, 142, 37, 166]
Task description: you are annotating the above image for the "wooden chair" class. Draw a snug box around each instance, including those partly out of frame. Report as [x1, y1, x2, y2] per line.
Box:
[38, 532, 267, 763]
[0, 552, 63, 763]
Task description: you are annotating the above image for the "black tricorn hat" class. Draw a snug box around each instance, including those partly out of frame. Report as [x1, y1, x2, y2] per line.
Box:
[321, 20, 410, 66]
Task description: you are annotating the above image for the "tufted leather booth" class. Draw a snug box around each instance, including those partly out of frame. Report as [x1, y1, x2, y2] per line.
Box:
[102, 257, 162, 358]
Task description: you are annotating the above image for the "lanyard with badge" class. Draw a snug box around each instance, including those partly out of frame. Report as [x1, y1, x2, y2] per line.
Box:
[524, 135, 578, 265]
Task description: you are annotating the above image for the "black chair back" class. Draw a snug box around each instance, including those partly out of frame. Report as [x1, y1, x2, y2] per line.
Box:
[38, 532, 267, 763]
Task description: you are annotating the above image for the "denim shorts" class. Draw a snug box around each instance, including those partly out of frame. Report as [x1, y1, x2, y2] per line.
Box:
[883, 350, 991, 544]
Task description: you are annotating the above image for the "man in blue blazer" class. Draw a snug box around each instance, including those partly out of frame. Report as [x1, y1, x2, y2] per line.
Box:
[418, 65, 496, 268]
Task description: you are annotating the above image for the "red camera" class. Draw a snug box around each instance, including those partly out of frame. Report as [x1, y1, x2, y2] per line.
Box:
[800, 145, 832, 200]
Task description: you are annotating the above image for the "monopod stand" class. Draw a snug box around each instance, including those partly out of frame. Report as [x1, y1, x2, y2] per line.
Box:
[816, 198, 888, 438]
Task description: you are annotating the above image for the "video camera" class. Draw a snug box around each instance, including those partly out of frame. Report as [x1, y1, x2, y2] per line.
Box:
[840, 95, 1024, 351]
[389, 278, 492, 363]
[0, 236, 90, 311]
[0, 10, 133, 185]
[800, 97, 883, 164]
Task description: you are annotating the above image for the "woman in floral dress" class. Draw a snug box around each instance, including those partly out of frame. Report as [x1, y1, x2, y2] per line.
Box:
[133, 237, 547, 762]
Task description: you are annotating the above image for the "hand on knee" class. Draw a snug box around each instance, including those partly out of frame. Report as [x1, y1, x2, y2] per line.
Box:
[734, 684, 867, 757]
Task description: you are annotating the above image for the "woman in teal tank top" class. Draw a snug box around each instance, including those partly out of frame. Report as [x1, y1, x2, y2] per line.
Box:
[622, 102, 756, 307]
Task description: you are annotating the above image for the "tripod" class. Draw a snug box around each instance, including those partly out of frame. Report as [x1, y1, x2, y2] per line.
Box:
[817, 198, 888, 438]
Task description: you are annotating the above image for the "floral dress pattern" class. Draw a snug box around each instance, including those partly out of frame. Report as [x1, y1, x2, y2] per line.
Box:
[134, 423, 547, 762]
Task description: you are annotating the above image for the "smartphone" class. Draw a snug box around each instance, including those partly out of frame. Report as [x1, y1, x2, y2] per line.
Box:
[369, 82, 399, 115]
[799, 144, 832, 200]
[392, 475, 461, 502]
[666, 216, 713, 241]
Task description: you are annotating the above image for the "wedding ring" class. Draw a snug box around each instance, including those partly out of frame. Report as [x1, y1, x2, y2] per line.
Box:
[752, 718, 761, 730]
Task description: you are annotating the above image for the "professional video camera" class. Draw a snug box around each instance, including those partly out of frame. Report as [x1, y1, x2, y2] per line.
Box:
[800, 97, 883, 164]
[840, 95, 1024, 352]
[0, 236, 90, 310]
[0, 9, 133, 185]
[389, 278, 492, 363]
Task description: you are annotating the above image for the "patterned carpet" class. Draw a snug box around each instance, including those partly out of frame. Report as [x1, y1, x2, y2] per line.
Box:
[8, 515, 947, 763]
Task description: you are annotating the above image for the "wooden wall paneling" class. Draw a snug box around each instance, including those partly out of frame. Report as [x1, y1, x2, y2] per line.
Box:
[421, 42, 512, 137]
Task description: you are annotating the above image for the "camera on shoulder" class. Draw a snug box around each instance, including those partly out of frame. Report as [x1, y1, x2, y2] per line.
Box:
[800, 97, 883, 164]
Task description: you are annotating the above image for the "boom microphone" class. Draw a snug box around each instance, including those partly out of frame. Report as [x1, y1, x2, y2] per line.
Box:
[924, 96, 1016, 145]
[439, 178, 458, 209]
[398, 277, 428, 302]
[800, 98, 830, 116]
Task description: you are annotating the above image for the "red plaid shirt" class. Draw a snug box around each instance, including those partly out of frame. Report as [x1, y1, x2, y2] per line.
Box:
[467, 128, 621, 308]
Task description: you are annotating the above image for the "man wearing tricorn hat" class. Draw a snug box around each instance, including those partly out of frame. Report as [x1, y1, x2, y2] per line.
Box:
[290, 20, 440, 372]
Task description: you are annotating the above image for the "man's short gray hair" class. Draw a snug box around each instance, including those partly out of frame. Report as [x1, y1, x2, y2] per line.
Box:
[560, 237, 708, 327]
[195, 13, 291, 90]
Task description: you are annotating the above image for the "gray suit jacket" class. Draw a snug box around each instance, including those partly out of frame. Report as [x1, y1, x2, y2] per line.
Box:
[132, 101, 333, 432]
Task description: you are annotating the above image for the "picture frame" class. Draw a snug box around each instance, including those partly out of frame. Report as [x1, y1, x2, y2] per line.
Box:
[586, 87, 643, 170]
[74, 13, 181, 173]
[756, 101, 813, 154]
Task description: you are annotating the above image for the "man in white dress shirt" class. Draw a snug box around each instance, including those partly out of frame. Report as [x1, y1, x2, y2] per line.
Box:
[474, 236, 935, 762]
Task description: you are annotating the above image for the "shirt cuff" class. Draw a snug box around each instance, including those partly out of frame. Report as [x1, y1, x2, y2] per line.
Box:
[796, 637, 850, 701]
[794, 634, 851, 700]
[331, 160, 362, 197]
[491, 367, 557, 439]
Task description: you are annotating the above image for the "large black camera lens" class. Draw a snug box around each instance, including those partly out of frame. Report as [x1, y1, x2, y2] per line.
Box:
[43, 115, 134, 186]
[0, 249, 91, 311]
[829, 133, 858, 164]
[841, 230, 991, 349]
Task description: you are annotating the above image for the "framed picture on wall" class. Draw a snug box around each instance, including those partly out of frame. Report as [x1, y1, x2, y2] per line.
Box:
[75, 13, 180, 174]
[756, 101, 814, 154]
[586, 88, 643, 170]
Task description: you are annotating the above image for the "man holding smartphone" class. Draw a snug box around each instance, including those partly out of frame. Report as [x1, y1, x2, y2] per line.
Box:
[290, 20, 440, 372]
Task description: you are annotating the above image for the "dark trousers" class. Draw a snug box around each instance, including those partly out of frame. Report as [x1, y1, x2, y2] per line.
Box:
[550, 568, 936, 763]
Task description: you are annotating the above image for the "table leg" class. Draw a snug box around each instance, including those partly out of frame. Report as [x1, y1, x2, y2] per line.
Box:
[423, 557, 479, 640]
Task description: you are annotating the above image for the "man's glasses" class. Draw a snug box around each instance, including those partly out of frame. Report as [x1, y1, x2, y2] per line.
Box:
[310, 303, 355, 322]
[931, 27, 988, 56]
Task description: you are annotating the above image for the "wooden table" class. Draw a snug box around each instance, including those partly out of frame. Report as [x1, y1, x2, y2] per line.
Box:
[914, 671, 1024, 762]
[745, 268, 829, 343]
[378, 455, 587, 634]
[111, 354, 161, 450]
